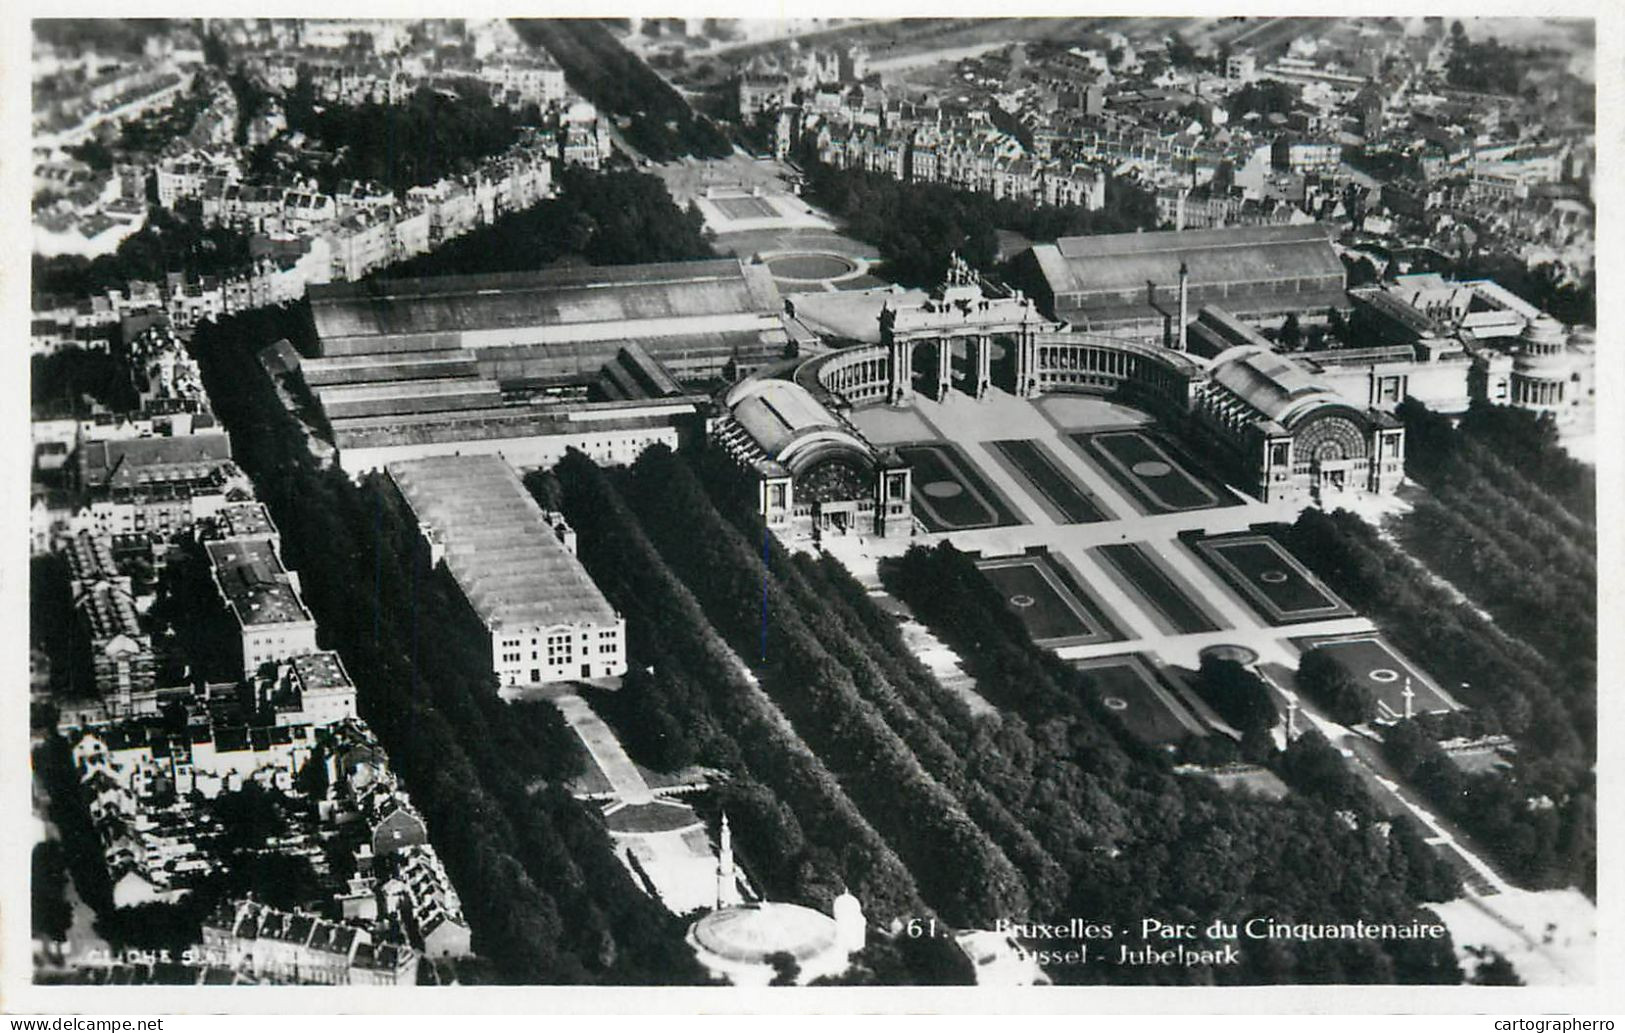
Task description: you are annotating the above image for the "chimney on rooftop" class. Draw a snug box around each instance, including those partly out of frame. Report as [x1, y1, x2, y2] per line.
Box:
[1176, 261, 1190, 352]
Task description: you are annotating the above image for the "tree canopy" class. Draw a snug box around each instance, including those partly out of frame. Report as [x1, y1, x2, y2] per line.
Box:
[1268, 507, 1595, 896]
[880, 540, 1462, 984]
[801, 164, 1159, 287]
[280, 79, 529, 196]
[1296, 648, 1378, 727]
[34, 206, 255, 299]
[377, 165, 714, 278]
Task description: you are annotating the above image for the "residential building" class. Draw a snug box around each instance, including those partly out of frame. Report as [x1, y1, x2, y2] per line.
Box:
[740, 73, 792, 119]
[384, 844, 473, 959]
[74, 581, 156, 716]
[201, 899, 417, 985]
[1272, 135, 1342, 173]
[478, 54, 566, 106]
[204, 536, 319, 676]
[76, 434, 247, 539]
[257, 651, 360, 728]
[327, 212, 394, 282]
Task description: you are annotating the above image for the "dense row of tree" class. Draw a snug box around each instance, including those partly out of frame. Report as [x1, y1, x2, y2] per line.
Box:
[1396, 400, 1594, 741]
[556, 450, 1461, 982]
[378, 166, 714, 278]
[1381, 719, 1592, 898]
[1385, 402, 1594, 896]
[1271, 730, 1461, 903]
[1271, 508, 1587, 762]
[33, 737, 112, 926]
[612, 446, 1030, 928]
[32, 841, 73, 943]
[1403, 399, 1594, 525]
[799, 164, 1160, 287]
[510, 19, 732, 161]
[1266, 508, 1595, 895]
[879, 541, 1462, 983]
[691, 449, 1127, 919]
[547, 454, 990, 985]
[182, 307, 708, 982]
[1401, 488, 1593, 689]
[278, 78, 529, 196]
[545, 453, 937, 932]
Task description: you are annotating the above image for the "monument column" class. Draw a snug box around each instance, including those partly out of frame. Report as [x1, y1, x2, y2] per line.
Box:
[716, 813, 741, 908]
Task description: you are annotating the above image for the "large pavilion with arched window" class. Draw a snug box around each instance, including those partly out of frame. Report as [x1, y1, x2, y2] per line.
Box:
[1188, 345, 1404, 502]
[712, 378, 912, 539]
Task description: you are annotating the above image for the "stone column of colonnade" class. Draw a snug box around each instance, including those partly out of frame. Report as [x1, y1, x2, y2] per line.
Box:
[970, 334, 992, 400]
[1013, 327, 1040, 398]
[888, 338, 916, 407]
[885, 329, 1029, 404]
[828, 351, 889, 402]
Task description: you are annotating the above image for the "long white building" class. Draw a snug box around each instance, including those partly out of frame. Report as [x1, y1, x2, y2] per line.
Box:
[386, 455, 626, 687]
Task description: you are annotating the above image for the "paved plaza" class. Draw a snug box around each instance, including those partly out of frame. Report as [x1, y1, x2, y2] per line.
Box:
[691, 189, 838, 236]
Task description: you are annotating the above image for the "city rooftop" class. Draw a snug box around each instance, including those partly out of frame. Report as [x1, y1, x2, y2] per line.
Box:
[386, 453, 620, 631]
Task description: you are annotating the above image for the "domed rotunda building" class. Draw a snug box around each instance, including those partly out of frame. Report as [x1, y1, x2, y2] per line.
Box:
[1508, 314, 1580, 418]
[686, 816, 866, 985]
[687, 896, 865, 985]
